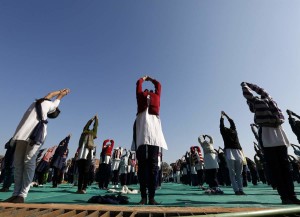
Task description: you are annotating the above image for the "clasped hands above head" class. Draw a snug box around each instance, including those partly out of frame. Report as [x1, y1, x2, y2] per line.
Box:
[142, 75, 153, 81]
[60, 88, 71, 95]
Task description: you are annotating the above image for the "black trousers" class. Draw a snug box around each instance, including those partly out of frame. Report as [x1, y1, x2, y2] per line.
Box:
[218, 166, 231, 186]
[127, 172, 133, 185]
[120, 173, 127, 186]
[263, 146, 295, 200]
[98, 163, 111, 189]
[242, 165, 248, 187]
[112, 170, 119, 185]
[136, 145, 159, 199]
[205, 168, 219, 188]
[191, 174, 198, 186]
[257, 169, 266, 184]
[259, 127, 295, 200]
[77, 159, 91, 191]
[196, 169, 204, 186]
[3, 145, 15, 189]
[52, 167, 61, 187]
[249, 167, 258, 185]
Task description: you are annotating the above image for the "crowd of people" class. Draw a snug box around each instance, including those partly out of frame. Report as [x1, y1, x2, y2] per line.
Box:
[169, 82, 300, 205]
[0, 78, 300, 206]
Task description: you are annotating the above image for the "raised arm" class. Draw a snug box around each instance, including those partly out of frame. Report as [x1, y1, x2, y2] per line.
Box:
[292, 111, 300, 119]
[59, 134, 71, 146]
[91, 115, 99, 139]
[110, 139, 115, 149]
[254, 141, 260, 152]
[147, 76, 161, 96]
[44, 88, 70, 100]
[83, 118, 93, 131]
[222, 111, 236, 130]
[228, 118, 236, 130]
[205, 134, 214, 144]
[198, 135, 204, 144]
[220, 112, 225, 133]
[250, 123, 259, 141]
[83, 115, 98, 138]
[136, 77, 146, 95]
[287, 109, 300, 120]
[241, 82, 270, 102]
[102, 139, 110, 149]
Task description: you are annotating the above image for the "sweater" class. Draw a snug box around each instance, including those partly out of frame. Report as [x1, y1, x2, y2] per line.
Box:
[136, 78, 161, 115]
[220, 118, 242, 150]
[78, 118, 98, 149]
[101, 139, 114, 157]
[241, 82, 284, 127]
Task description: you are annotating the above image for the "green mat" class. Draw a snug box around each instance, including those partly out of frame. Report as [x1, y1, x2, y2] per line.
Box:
[1, 182, 299, 208]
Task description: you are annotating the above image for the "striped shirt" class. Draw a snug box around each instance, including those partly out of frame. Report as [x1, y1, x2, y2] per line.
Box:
[241, 82, 284, 127]
[196, 149, 204, 163]
[190, 146, 204, 165]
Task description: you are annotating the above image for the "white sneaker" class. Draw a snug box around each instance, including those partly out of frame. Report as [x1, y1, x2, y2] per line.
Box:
[205, 189, 212, 194]
[120, 186, 126, 194]
[112, 185, 115, 188]
[116, 185, 119, 188]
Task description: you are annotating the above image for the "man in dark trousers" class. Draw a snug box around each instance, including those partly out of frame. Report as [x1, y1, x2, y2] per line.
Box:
[241, 82, 300, 205]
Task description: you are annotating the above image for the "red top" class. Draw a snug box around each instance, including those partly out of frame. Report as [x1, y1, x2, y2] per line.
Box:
[136, 78, 161, 115]
[101, 139, 114, 156]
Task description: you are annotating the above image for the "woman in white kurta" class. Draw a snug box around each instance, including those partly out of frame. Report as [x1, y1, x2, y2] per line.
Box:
[132, 76, 168, 205]
[198, 134, 223, 194]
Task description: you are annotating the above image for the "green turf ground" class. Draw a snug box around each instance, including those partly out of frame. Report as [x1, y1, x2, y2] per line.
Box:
[1, 182, 300, 208]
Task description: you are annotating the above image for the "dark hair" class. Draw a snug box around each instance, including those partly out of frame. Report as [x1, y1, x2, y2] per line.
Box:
[47, 107, 60, 119]
[36, 98, 60, 119]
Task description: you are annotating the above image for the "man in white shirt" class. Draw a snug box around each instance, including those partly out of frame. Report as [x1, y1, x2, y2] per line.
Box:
[4, 88, 70, 203]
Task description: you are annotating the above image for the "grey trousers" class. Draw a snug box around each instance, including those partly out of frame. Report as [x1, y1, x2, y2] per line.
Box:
[13, 140, 40, 198]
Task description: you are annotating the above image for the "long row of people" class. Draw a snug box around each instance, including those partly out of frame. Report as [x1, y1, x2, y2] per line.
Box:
[1, 79, 300, 206]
